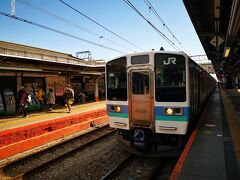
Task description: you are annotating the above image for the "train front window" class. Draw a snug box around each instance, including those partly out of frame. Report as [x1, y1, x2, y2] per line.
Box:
[132, 71, 149, 95]
[106, 57, 127, 101]
[155, 53, 186, 102]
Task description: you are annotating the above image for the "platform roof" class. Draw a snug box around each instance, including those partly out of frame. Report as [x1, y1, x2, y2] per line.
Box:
[0, 41, 105, 76]
[183, 0, 240, 76]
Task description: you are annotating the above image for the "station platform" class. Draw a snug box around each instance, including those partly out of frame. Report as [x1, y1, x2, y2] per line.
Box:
[0, 101, 107, 164]
[170, 87, 240, 180]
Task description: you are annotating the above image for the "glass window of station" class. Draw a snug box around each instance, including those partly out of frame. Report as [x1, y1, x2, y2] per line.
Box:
[155, 53, 186, 102]
[106, 57, 127, 101]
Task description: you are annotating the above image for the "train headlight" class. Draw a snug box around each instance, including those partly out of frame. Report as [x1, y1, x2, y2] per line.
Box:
[110, 106, 115, 111]
[165, 108, 173, 115]
[174, 108, 183, 115]
[110, 105, 122, 112]
[164, 107, 183, 115]
[115, 106, 122, 112]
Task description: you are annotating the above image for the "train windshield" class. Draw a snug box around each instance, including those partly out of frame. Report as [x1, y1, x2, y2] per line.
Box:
[155, 53, 186, 102]
[106, 57, 127, 101]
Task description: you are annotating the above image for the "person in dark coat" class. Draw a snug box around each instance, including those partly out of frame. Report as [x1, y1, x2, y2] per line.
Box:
[18, 86, 29, 117]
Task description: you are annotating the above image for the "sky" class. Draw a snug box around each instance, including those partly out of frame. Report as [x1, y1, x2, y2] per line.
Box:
[0, 0, 206, 61]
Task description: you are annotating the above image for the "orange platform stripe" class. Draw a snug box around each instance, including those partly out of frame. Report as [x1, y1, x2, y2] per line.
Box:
[0, 116, 108, 160]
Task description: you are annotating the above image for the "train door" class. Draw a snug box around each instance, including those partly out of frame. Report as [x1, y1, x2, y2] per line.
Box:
[129, 69, 154, 128]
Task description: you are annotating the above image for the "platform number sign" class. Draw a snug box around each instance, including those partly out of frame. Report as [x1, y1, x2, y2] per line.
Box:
[163, 57, 176, 65]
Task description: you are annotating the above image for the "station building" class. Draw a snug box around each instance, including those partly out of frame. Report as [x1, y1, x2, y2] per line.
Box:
[0, 41, 105, 115]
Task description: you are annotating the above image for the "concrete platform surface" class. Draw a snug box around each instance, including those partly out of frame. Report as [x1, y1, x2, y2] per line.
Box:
[170, 88, 240, 180]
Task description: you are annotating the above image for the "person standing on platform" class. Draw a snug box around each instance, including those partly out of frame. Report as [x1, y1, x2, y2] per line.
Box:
[36, 86, 45, 110]
[18, 86, 29, 117]
[63, 84, 74, 113]
[46, 88, 55, 111]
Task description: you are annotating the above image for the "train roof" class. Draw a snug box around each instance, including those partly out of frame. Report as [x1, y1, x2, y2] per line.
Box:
[106, 50, 216, 81]
[107, 50, 188, 63]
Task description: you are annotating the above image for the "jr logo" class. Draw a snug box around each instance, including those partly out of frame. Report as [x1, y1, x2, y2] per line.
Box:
[163, 57, 176, 65]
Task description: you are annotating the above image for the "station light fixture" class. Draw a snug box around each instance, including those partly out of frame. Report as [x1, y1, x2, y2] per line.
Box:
[0, 66, 42, 72]
[224, 47, 231, 57]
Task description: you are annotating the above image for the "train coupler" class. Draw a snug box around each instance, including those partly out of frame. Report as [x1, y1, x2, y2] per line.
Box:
[133, 129, 147, 149]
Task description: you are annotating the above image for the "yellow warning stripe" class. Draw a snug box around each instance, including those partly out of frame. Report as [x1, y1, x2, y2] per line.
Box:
[220, 88, 240, 160]
[0, 102, 106, 128]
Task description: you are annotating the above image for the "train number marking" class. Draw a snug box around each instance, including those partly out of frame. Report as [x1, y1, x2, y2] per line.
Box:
[163, 57, 176, 65]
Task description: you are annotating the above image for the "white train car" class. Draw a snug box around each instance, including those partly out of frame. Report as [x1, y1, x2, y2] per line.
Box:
[106, 51, 216, 156]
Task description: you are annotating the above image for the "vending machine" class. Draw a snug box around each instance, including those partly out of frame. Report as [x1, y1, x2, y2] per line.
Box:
[3, 89, 16, 114]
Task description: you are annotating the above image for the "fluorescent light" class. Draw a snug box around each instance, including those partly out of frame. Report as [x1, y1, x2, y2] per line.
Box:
[224, 47, 231, 57]
[0, 66, 42, 71]
[79, 71, 103, 75]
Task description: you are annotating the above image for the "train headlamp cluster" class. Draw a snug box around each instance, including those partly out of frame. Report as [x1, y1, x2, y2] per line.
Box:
[110, 105, 122, 113]
[164, 107, 183, 116]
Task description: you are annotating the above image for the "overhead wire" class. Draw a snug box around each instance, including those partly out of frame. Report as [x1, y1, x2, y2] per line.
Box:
[58, 0, 145, 51]
[123, 0, 181, 51]
[17, 0, 134, 52]
[0, 11, 126, 54]
[143, 0, 190, 55]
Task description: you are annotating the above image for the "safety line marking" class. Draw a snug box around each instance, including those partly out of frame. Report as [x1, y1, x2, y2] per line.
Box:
[220, 89, 240, 161]
[0, 102, 106, 128]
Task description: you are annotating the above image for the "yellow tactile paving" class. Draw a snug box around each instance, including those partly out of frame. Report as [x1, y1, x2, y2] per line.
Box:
[220, 88, 240, 161]
[0, 101, 106, 132]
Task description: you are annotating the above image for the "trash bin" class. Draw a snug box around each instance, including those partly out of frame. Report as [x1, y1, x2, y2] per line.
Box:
[80, 92, 86, 103]
[80, 96, 86, 103]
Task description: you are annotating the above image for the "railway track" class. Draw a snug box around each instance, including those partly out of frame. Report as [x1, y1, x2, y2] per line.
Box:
[101, 154, 177, 180]
[0, 124, 116, 179]
[101, 154, 135, 180]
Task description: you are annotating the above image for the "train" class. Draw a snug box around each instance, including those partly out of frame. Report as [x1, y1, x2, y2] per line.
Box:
[106, 51, 216, 156]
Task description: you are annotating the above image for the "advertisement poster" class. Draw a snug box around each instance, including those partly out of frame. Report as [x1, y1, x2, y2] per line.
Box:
[55, 82, 64, 96]
[46, 76, 66, 96]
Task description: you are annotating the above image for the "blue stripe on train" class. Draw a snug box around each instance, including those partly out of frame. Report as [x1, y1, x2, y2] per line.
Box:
[155, 106, 190, 122]
[106, 104, 189, 121]
[107, 104, 129, 118]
